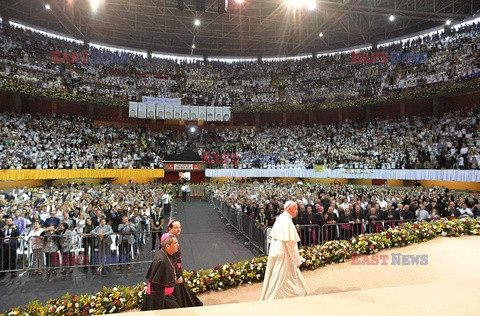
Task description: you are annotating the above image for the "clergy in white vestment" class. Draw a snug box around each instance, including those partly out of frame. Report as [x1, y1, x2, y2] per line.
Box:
[260, 201, 308, 300]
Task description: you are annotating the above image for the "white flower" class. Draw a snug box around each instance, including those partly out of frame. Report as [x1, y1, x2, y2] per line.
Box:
[110, 306, 116, 313]
[441, 231, 447, 236]
[89, 309, 94, 314]
[75, 303, 79, 308]
[113, 287, 118, 291]
[103, 297, 109, 302]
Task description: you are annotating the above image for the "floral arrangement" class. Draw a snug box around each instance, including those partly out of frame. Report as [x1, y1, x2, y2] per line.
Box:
[4, 285, 145, 316]
[0, 81, 128, 108]
[3, 217, 479, 315]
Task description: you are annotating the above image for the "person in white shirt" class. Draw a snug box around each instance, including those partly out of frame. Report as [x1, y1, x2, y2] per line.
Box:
[181, 184, 188, 202]
[161, 190, 171, 214]
[458, 203, 474, 217]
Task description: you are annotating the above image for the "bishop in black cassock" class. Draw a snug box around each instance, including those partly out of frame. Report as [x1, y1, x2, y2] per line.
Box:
[141, 235, 180, 310]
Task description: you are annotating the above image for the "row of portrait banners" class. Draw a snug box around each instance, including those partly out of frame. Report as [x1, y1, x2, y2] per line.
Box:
[128, 97, 231, 122]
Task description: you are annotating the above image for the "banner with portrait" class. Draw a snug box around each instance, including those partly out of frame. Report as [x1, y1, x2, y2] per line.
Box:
[128, 101, 138, 118]
[164, 102, 173, 120]
[147, 103, 156, 119]
[181, 105, 190, 121]
[190, 106, 199, 121]
[155, 103, 165, 120]
[173, 104, 182, 120]
[206, 106, 215, 122]
[198, 106, 207, 121]
[214, 106, 223, 122]
[222, 106, 231, 122]
[137, 102, 147, 119]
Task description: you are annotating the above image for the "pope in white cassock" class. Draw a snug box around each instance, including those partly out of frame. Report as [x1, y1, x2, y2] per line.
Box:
[260, 201, 308, 300]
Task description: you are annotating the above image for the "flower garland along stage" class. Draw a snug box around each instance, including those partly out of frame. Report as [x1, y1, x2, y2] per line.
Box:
[1, 77, 479, 112]
[3, 218, 480, 315]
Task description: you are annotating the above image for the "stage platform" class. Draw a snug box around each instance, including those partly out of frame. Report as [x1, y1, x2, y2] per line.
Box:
[123, 235, 480, 315]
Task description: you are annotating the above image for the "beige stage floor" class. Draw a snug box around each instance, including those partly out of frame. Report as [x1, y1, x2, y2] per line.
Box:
[125, 236, 480, 315]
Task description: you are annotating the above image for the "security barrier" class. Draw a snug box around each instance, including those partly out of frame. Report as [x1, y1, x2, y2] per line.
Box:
[213, 197, 268, 254]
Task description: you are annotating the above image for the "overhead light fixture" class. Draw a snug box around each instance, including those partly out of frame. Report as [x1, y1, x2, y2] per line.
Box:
[194, 19, 201, 26]
[389, 15, 395, 21]
[445, 19, 451, 25]
[307, 1, 317, 11]
[319, 32, 324, 37]
[45, 4, 51, 10]
[192, 44, 196, 49]
[90, 0, 100, 13]
[235, 0, 244, 3]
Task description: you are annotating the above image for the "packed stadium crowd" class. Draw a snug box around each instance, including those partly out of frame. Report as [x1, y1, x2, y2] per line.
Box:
[0, 183, 174, 276]
[1, 180, 478, 277]
[211, 180, 480, 231]
[0, 20, 479, 107]
[203, 109, 480, 170]
[0, 108, 478, 170]
[0, 112, 199, 169]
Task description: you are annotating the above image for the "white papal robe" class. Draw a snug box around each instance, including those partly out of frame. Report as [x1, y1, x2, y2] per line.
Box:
[260, 212, 308, 300]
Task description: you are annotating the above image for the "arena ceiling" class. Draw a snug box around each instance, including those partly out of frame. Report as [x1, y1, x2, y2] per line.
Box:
[1, 0, 478, 57]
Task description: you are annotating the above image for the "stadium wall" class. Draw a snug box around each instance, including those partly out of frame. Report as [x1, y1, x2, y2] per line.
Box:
[1, 89, 479, 128]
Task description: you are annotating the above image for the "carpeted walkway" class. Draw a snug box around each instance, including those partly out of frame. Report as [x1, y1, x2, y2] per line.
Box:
[126, 235, 480, 316]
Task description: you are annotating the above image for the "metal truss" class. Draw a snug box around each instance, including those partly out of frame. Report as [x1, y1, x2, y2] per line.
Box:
[1, 0, 478, 57]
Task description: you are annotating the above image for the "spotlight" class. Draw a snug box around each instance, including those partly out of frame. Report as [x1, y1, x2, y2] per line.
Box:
[194, 19, 201, 26]
[192, 44, 196, 49]
[319, 32, 324, 37]
[445, 19, 451, 25]
[45, 4, 51, 10]
[190, 127, 196, 133]
[90, 0, 100, 12]
[389, 15, 395, 21]
[235, 0, 244, 3]
[307, 1, 316, 11]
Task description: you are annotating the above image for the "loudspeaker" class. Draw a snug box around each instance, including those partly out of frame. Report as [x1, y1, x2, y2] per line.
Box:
[196, 0, 206, 11]
[176, 0, 184, 11]
[218, 0, 228, 14]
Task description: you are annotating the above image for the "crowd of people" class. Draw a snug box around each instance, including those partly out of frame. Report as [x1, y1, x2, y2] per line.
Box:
[211, 179, 480, 244]
[202, 108, 480, 170]
[0, 183, 174, 277]
[0, 20, 479, 108]
[0, 108, 478, 170]
[0, 112, 200, 169]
